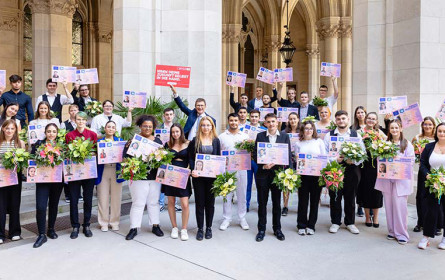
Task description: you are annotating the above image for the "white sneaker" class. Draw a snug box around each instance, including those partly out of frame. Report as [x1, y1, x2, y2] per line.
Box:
[101, 226, 108, 232]
[240, 219, 249, 230]
[438, 238, 445, 250]
[111, 225, 119, 231]
[298, 229, 306, 236]
[0, 239, 3, 244]
[171, 227, 179, 239]
[306, 228, 315, 235]
[329, 224, 340, 233]
[418, 237, 429, 249]
[11, 236, 21, 241]
[346, 225, 360, 234]
[220, 220, 230, 231]
[180, 229, 189, 241]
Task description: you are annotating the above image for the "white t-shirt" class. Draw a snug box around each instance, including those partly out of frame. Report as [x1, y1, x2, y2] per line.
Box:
[310, 95, 337, 113]
[294, 138, 326, 156]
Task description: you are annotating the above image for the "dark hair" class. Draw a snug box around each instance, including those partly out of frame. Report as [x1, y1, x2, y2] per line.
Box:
[320, 85, 328, 90]
[102, 100, 114, 107]
[335, 110, 348, 118]
[163, 108, 174, 114]
[365, 112, 379, 130]
[46, 78, 57, 86]
[299, 121, 318, 141]
[0, 119, 22, 148]
[136, 114, 157, 129]
[9, 75, 22, 83]
[387, 119, 407, 153]
[434, 123, 445, 142]
[352, 106, 367, 130]
[238, 107, 248, 113]
[35, 101, 52, 120]
[420, 116, 436, 138]
[79, 84, 89, 91]
[250, 109, 260, 116]
[227, 113, 239, 120]
[105, 120, 117, 128]
[264, 113, 277, 120]
[195, 98, 206, 106]
[0, 102, 19, 125]
[240, 93, 248, 98]
[285, 112, 300, 133]
[168, 123, 187, 148]
[300, 91, 309, 97]
[44, 123, 59, 133]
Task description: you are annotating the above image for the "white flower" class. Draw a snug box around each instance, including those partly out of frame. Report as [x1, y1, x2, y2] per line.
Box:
[291, 174, 298, 181]
[285, 169, 293, 176]
[228, 178, 234, 185]
[342, 148, 349, 152]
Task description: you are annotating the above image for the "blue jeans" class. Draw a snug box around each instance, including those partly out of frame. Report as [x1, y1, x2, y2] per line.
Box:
[246, 160, 258, 209]
[159, 193, 165, 207]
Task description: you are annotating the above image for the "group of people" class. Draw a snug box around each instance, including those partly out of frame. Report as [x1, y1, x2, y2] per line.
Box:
[0, 73, 444, 252]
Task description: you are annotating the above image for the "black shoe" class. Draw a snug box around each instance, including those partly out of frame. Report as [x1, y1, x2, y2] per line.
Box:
[256, 230, 265, 242]
[33, 234, 47, 248]
[196, 228, 204, 241]
[152, 225, 164, 237]
[365, 222, 373, 227]
[413, 225, 422, 232]
[83, 226, 93, 238]
[70, 228, 79, 239]
[357, 207, 364, 217]
[281, 207, 288, 216]
[205, 227, 212, 239]
[373, 223, 380, 228]
[247, 207, 250, 213]
[126, 228, 137, 240]
[175, 205, 182, 212]
[47, 229, 58, 239]
[274, 229, 285, 241]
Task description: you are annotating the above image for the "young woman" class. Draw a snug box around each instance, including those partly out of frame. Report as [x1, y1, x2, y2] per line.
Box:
[124, 115, 164, 240]
[0, 103, 21, 131]
[281, 112, 299, 216]
[90, 100, 132, 138]
[418, 123, 445, 250]
[163, 124, 191, 241]
[0, 120, 25, 244]
[188, 117, 221, 240]
[96, 121, 125, 232]
[357, 112, 387, 229]
[295, 121, 326, 235]
[412, 117, 439, 233]
[375, 120, 414, 245]
[316, 106, 331, 130]
[352, 106, 367, 131]
[29, 101, 60, 128]
[31, 123, 63, 248]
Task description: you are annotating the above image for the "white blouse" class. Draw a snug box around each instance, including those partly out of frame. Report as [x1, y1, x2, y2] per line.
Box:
[294, 138, 326, 155]
[429, 151, 445, 169]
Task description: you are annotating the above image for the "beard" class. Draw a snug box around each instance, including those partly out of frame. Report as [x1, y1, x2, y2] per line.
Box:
[337, 124, 347, 129]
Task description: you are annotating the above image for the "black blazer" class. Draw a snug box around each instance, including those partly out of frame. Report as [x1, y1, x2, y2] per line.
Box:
[297, 104, 319, 120]
[419, 142, 436, 197]
[254, 130, 292, 179]
[230, 92, 253, 113]
[71, 89, 97, 112]
[188, 137, 221, 170]
[247, 88, 278, 109]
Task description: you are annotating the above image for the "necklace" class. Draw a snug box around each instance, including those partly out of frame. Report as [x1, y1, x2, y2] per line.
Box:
[437, 144, 445, 154]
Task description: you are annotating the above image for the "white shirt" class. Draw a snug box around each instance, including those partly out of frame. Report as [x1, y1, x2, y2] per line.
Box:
[188, 113, 207, 141]
[429, 151, 445, 169]
[294, 138, 326, 156]
[29, 118, 60, 128]
[254, 98, 263, 109]
[90, 113, 131, 138]
[266, 129, 280, 144]
[35, 92, 74, 111]
[218, 129, 249, 151]
[61, 119, 77, 130]
[310, 95, 337, 113]
[323, 128, 365, 165]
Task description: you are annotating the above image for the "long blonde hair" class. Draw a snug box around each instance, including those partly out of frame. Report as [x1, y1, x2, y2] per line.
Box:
[0, 119, 22, 148]
[195, 116, 218, 151]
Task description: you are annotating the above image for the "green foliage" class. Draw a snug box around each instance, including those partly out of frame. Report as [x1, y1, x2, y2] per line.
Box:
[272, 168, 301, 194]
[211, 171, 238, 202]
[312, 96, 328, 107]
[119, 156, 148, 181]
[426, 166, 445, 200]
[66, 137, 95, 164]
[1, 148, 31, 172]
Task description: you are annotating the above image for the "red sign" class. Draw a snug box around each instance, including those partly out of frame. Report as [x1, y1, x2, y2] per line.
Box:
[155, 65, 191, 88]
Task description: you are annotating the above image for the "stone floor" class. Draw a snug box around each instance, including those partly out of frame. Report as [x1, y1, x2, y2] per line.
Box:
[0, 194, 444, 280]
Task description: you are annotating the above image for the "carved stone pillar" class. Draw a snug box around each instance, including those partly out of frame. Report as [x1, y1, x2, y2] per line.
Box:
[306, 44, 320, 98]
[340, 17, 352, 115]
[94, 22, 113, 101]
[264, 35, 280, 94]
[0, 6, 21, 82]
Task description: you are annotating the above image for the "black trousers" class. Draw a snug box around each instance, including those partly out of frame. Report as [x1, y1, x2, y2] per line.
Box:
[36, 183, 63, 234]
[423, 192, 445, 238]
[297, 176, 322, 230]
[193, 177, 215, 229]
[0, 182, 22, 239]
[256, 175, 281, 231]
[329, 165, 360, 226]
[69, 179, 95, 228]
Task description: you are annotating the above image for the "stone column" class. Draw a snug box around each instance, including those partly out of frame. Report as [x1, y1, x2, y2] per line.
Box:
[94, 22, 113, 101]
[0, 4, 21, 80]
[29, 0, 77, 102]
[265, 35, 281, 94]
[340, 18, 352, 115]
[306, 44, 319, 98]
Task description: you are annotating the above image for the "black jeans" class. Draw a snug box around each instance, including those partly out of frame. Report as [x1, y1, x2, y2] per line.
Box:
[423, 192, 445, 238]
[36, 183, 63, 234]
[256, 175, 281, 231]
[0, 182, 22, 239]
[297, 176, 322, 230]
[329, 165, 360, 226]
[193, 177, 215, 229]
[69, 179, 95, 228]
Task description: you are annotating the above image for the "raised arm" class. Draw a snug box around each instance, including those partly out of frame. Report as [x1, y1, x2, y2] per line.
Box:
[171, 85, 192, 116]
[331, 76, 339, 100]
[229, 87, 237, 111]
[61, 81, 74, 104]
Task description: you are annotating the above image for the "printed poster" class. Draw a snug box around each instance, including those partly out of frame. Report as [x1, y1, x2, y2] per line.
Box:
[296, 154, 329, 176]
[436, 98, 445, 120]
[320, 62, 341, 78]
[0, 70, 6, 89]
[258, 108, 274, 122]
[63, 157, 98, 182]
[377, 157, 414, 180]
[257, 142, 289, 165]
[289, 133, 299, 153]
[226, 71, 247, 88]
[392, 103, 423, 129]
[122, 91, 148, 108]
[274, 68, 293, 82]
[277, 107, 299, 122]
[51, 66, 77, 83]
[328, 136, 362, 158]
[126, 134, 163, 161]
[155, 129, 170, 145]
[256, 67, 275, 84]
[155, 65, 191, 88]
[243, 124, 266, 140]
[221, 150, 251, 171]
[75, 68, 99, 84]
[194, 154, 226, 178]
[156, 164, 190, 189]
[28, 124, 46, 145]
[26, 160, 63, 183]
[97, 141, 126, 164]
[0, 164, 18, 187]
[378, 96, 407, 115]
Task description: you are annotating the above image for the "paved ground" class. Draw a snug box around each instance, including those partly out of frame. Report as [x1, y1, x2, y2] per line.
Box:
[0, 194, 444, 280]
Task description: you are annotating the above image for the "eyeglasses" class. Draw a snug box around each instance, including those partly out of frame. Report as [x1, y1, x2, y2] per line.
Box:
[320, 89, 328, 92]
[141, 125, 152, 129]
[79, 89, 89, 92]
[304, 128, 314, 131]
[103, 105, 113, 108]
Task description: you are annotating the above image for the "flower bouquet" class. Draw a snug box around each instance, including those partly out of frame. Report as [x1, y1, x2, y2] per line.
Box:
[312, 96, 328, 107]
[1, 148, 31, 172]
[319, 161, 345, 194]
[119, 156, 148, 182]
[34, 142, 65, 168]
[66, 137, 95, 164]
[340, 141, 368, 164]
[146, 148, 174, 170]
[302, 115, 317, 123]
[57, 128, 68, 145]
[425, 166, 445, 200]
[360, 129, 381, 150]
[413, 138, 430, 163]
[369, 139, 399, 160]
[211, 171, 238, 202]
[235, 139, 255, 159]
[326, 121, 337, 130]
[85, 101, 103, 118]
[272, 168, 301, 194]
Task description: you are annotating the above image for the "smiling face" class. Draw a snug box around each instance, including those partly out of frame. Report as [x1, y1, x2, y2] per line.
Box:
[2, 123, 16, 138]
[422, 119, 435, 136]
[389, 122, 401, 139]
[365, 113, 378, 129]
[200, 119, 213, 135]
[287, 89, 296, 101]
[300, 93, 309, 105]
[6, 105, 18, 118]
[79, 85, 89, 97]
[238, 109, 247, 121]
[240, 95, 248, 105]
[75, 115, 87, 129]
[250, 112, 260, 126]
[319, 106, 330, 120]
[265, 116, 278, 133]
[163, 110, 175, 123]
[262, 94, 271, 105]
[303, 123, 314, 140]
[288, 114, 299, 130]
[356, 108, 366, 122]
[437, 125, 445, 141]
[140, 120, 154, 138]
[28, 167, 36, 177]
[38, 103, 49, 118]
[171, 126, 182, 141]
[105, 122, 116, 137]
[45, 125, 58, 141]
[46, 82, 57, 94]
[195, 101, 206, 115]
[335, 114, 349, 129]
[228, 116, 239, 130]
[69, 106, 79, 119]
[319, 86, 328, 98]
[103, 101, 114, 115]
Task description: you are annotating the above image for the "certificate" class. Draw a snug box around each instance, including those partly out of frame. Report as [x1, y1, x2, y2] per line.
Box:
[221, 150, 251, 171]
[75, 68, 99, 84]
[243, 124, 266, 140]
[28, 124, 46, 145]
[277, 107, 299, 122]
[378, 96, 407, 114]
[274, 68, 293, 82]
[155, 129, 170, 145]
[258, 108, 274, 121]
[26, 160, 63, 183]
[0, 70, 5, 88]
[316, 128, 330, 139]
[296, 154, 328, 176]
[288, 133, 299, 153]
[63, 156, 98, 182]
[155, 65, 191, 88]
[97, 141, 126, 164]
[257, 142, 289, 165]
[320, 62, 341, 78]
[256, 67, 275, 84]
[328, 136, 361, 157]
[122, 90, 148, 108]
[51, 65, 76, 83]
[436, 98, 445, 120]
[226, 71, 247, 88]
[0, 164, 18, 187]
[194, 154, 226, 178]
[392, 103, 423, 129]
[156, 164, 190, 189]
[377, 157, 414, 180]
[126, 134, 163, 161]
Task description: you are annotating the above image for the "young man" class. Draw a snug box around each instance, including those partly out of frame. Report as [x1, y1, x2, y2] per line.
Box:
[218, 113, 250, 231]
[260, 94, 277, 115]
[254, 113, 292, 242]
[323, 110, 364, 235]
[171, 85, 216, 140]
[247, 86, 278, 109]
[72, 84, 97, 112]
[35, 79, 74, 122]
[230, 85, 251, 113]
[238, 107, 248, 130]
[310, 76, 339, 113]
[277, 86, 300, 108]
[0, 75, 34, 126]
[297, 91, 319, 121]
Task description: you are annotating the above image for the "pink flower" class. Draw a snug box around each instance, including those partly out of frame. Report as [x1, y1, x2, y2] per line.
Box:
[40, 150, 46, 158]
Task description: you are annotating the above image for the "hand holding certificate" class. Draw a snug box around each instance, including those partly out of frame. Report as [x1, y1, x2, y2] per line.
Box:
[156, 164, 190, 189]
[320, 62, 341, 78]
[52, 66, 76, 83]
[126, 134, 163, 161]
[122, 91, 148, 108]
[226, 71, 247, 88]
[194, 154, 226, 178]
[97, 141, 126, 164]
[257, 142, 289, 166]
[296, 154, 328, 176]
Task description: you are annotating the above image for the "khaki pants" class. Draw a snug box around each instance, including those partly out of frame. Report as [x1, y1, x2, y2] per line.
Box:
[97, 164, 123, 227]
